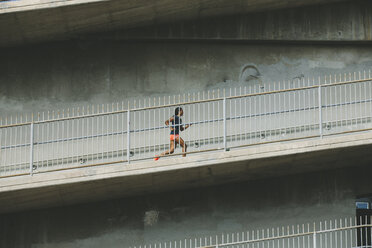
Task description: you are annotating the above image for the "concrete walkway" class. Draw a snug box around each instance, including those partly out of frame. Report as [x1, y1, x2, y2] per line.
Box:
[0, 130, 372, 213]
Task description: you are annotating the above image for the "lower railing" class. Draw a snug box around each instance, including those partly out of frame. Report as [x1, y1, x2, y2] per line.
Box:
[1, 72, 372, 177]
[129, 216, 372, 248]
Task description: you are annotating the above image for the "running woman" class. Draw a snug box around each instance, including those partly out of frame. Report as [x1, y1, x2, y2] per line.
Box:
[154, 107, 191, 160]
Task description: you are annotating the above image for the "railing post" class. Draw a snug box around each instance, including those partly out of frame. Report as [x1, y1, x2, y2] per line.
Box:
[29, 122, 34, 176]
[313, 232, 317, 248]
[313, 222, 317, 248]
[223, 97, 227, 151]
[318, 85, 323, 138]
[127, 109, 131, 164]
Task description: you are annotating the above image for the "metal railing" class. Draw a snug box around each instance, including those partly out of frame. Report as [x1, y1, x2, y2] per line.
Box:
[1, 70, 372, 177]
[129, 216, 372, 248]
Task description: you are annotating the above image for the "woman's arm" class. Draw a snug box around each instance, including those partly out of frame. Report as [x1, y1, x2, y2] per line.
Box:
[165, 117, 174, 131]
[180, 123, 192, 131]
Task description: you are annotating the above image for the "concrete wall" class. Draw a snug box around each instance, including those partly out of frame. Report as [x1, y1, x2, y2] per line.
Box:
[1, 164, 371, 248]
[1, 42, 372, 117]
[110, 0, 372, 42]
[0, 0, 346, 46]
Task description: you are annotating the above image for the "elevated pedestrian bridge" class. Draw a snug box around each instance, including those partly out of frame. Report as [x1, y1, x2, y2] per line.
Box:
[1, 71, 372, 213]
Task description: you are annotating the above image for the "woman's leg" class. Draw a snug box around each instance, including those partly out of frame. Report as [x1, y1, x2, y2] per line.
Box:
[158, 140, 175, 157]
[177, 137, 187, 157]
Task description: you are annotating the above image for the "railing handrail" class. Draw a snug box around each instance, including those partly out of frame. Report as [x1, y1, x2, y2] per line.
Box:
[2, 96, 372, 151]
[214, 224, 372, 248]
[129, 216, 372, 248]
[0, 76, 371, 129]
[1, 70, 372, 178]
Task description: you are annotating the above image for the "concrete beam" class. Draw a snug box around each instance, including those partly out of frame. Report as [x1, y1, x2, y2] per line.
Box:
[103, 0, 372, 42]
[0, 0, 349, 47]
[1, 130, 372, 214]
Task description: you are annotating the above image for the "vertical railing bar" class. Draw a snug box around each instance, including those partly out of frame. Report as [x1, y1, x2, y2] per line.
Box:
[158, 97, 160, 160]
[324, 76, 327, 135]
[133, 100, 136, 161]
[313, 223, 316, 248]
[364, 215, 367, 248]
[348, 73, 351, 128]
[197, 93, 200, 153]
[216, 90, 219, 149]
[89, 106, 92, 164]
[370, 216, 372, 248]
[19, 115, 23, 171]
[14, 115, 18, 170]
[354, 72, 357, 128]
[330, 220, 332, 248]
[148, 98, 151, 159]
[207, 90, 210, 149]
[9, 115, 13, 173]
[144, 100, 146, 159]
[289, 81, 293, 139]
[212, 90, 215, 148]
[335, 219, 337, 248]
[62, 109, 66, 168]
[268, 83, 271, 142]
[34, 114, 38, 171]
[335, 74, 339, 130]
[66, 109, 70, 167]
[234, 87, 237, 145]
[100, 105, 104, 162]
[239, 87, 242, 146]
[340, 219, 343, 248]
[357, 72, 361, 127]
[363, 71, 367, 123]
[29, 114, 34, 176]
[283, 81, 286, 141]
[261, 85, 265, 142]
[127, 103, 131, 164]
[153, 98, 156, 159]
[359, 216, 362, 248]
[80, 106, 86, 164]
[229, 88, 232, 146]
[95, 106, 98, 163]
[143, 98, 147, 158]
[324, 220, 326, 248]
[192, 93, 196, 151]
[252, 86, 256, 145]
[318, 85, 323, 138]
[90, 104, 93, 163]
[223, 97, 227, 151]
[106, 104, 112, 162]
[243, 87, 247, 145]
[111, 103, 114, 161]
[50, 111, 54, 168]
[345, 218, 348, 248]
[121, 102, 124, 160]
[71, 108, 75, 164]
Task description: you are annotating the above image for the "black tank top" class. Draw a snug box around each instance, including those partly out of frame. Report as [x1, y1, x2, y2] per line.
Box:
[170, 115, 182, 135]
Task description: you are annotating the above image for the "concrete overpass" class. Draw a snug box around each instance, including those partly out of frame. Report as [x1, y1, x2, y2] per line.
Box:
[1, 1, 372, 247]
[1, 130, 372, 214]
[0, 0, 354, 47]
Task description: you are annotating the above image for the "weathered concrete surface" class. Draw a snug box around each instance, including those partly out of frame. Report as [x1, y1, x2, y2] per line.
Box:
[1, 130, 372, 215]
[110, 0, 372, 42]
[0, 0, 350, 47]
[1, 42, 372, 117]
[0, 0, 104, 13]
[1, 138, 371, 247]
